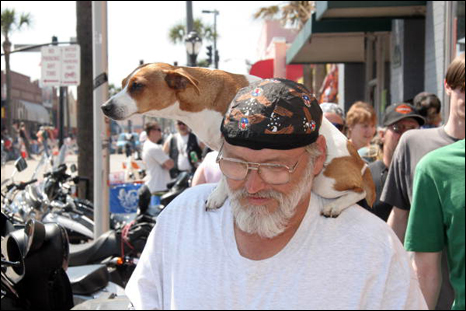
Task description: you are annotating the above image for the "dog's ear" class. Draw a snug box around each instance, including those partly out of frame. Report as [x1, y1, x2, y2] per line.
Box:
[163, 69, 201, 95]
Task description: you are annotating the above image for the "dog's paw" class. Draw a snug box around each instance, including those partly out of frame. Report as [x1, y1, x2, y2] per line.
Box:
[205, 183, 228, 211]
[320, 191, 366, 218]
[320, 202, 349, 218]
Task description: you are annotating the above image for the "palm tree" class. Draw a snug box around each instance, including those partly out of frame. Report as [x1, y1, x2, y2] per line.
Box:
[168, 18, 216, 67]
[253, 2, 325, 95]
[1, 8, 31, 136]
[253, 1, 314, 30]
[168, 18, 215, 44]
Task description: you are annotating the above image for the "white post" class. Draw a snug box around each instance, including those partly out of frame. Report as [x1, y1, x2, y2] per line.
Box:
[92, 1, 110, 238]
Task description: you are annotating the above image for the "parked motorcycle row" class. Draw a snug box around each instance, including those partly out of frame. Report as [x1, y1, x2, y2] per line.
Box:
[1, 146, 192, 310]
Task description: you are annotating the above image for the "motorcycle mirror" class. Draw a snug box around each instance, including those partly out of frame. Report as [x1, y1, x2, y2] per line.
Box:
[70, 164, 77, 173]
[14, 157, 28, 172]
[24, 219, 46, 254]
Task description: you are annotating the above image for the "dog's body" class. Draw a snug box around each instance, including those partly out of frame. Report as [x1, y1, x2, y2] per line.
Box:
[102, 63, 375, 217]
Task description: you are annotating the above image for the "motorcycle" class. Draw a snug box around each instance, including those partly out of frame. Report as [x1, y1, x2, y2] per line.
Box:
[2, 154, 95, 244]
[1, 214, 127, 310]
[1, 215, 74, 309]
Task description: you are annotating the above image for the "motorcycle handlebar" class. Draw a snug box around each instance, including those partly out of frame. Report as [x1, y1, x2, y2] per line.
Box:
[6, 178, 38, 192]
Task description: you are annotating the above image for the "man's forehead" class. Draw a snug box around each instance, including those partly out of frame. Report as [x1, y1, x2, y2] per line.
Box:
[394, 117, 421, 126]
[223, 141, 304, 163]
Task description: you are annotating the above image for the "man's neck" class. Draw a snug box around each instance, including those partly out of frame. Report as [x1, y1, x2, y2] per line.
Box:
[444, 116, 465, 140]
[234, 194, 310, 261]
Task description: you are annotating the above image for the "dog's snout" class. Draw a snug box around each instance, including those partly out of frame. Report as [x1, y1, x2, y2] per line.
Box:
[101, 101, 114, 114]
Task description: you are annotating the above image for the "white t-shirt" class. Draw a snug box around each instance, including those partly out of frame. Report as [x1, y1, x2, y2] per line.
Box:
[126, 184, 427, 310]
[142, 139, 171, 193]
[199, 151, 222, 184]
[175, 133, 191, 172]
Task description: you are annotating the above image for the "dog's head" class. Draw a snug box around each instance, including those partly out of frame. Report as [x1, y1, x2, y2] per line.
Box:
[101, 63, 200, 120]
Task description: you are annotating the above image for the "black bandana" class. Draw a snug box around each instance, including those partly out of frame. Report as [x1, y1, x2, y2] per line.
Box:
[221, 79, 323, 150]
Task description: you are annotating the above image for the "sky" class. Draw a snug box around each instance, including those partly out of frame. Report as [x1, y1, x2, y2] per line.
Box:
[1, 1, 283, 89]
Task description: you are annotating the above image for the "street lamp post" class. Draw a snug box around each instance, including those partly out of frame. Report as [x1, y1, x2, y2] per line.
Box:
[185, 31, 202, 67]
[202, 10, 219, 69]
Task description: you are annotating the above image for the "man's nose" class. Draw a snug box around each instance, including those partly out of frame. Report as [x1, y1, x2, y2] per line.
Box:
[244, 169, 267, 194]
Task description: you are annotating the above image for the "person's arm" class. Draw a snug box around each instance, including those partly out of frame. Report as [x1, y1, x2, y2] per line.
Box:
[162, 139, 170, 154]
[387, 206, 409, 244]
[410, 251, 442, 310]
[162, 159, 175, 171]
[192, 165, 207, 187]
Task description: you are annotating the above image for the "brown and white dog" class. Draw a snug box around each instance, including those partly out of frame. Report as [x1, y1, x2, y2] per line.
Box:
[101, 63, 375, 217]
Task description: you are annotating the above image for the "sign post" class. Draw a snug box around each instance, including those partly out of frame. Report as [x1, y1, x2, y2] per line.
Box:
[40, 46, 61, 86]
[40, 45, 81, 147]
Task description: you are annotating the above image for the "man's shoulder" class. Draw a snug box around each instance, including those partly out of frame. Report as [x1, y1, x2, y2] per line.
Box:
[398, 127, 439, 148]
[417, 139, 465, 175]
[144, 140, 163, 152]
[334, 203, 401, 250]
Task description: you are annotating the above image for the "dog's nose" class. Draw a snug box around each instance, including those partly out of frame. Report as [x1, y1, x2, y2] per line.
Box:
[101, 101, 114, 114]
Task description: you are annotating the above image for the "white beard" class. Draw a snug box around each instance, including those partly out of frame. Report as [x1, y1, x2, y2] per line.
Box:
[227, 161, 315, 239]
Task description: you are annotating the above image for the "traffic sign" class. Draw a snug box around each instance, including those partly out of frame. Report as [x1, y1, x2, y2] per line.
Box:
[61, 45, 80, 86]
[41, 46, 61, 86]
[40, 45, 80, 87]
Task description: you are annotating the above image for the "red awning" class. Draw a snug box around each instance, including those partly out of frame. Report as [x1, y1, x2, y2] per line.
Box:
[249, 59, 274, 79]
[249, 59, 303, 81]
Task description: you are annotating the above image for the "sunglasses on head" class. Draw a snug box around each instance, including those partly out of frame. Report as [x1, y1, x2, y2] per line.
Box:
[332, 123, 345, 131]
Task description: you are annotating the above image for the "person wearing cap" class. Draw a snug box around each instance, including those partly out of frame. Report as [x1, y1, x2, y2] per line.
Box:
[320, 102, 345, 133]
[381, 53, 464, 310]
[125, 79, 427, 310]
[362, 103, 425, 221]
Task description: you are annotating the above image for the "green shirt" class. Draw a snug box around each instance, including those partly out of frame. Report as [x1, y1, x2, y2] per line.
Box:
[405, 140, 465, 310]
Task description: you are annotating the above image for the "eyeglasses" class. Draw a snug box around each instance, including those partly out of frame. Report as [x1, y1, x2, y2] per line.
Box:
[389, 124, 418, 135]
[216, 145, 306, 185]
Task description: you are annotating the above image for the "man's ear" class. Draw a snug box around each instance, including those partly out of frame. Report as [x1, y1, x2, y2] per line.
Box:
[313, 135, 327, 176]
[163, 69, 201, 95]
[444, 79, 452, 96]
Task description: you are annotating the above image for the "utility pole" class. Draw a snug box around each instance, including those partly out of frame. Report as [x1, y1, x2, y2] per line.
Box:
[92, 1, 110, 238]
[186, 1, 194, 66]
[202, 10, 219, 69]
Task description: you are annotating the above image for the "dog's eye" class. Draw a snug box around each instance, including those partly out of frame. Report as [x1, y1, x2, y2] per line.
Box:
[131, 82, 144, 91]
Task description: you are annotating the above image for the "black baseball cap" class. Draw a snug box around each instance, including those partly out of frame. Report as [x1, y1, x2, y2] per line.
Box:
[221, 79, 322, 150]
[382, 103, 425, 127]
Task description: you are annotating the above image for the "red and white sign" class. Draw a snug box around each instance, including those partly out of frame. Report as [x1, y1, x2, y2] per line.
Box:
[41, 45, 80, 87]
[41, 46, 61, 86]
[61, 45, 80, 86]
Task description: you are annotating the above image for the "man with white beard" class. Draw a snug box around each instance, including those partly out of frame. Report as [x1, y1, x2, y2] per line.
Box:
[125, 79, 427, 310]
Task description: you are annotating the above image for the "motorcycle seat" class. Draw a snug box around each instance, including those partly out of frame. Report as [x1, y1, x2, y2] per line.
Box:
[67, 264, 109, 295]
[68, 230, 119, 266]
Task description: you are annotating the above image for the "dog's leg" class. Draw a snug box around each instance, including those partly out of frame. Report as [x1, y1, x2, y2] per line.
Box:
[320, 190, 367, 218]
[205, 178, 228, 211]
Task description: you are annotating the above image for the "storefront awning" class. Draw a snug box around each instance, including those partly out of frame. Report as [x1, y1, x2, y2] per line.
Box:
[249, 59, 304, 81]
[315, 1, 426, 20]
[286, 14, 392, 64]
[18, 100, 50, 124]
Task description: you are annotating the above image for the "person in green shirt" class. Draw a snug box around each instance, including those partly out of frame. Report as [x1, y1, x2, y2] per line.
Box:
[405, 140, 465, 310]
